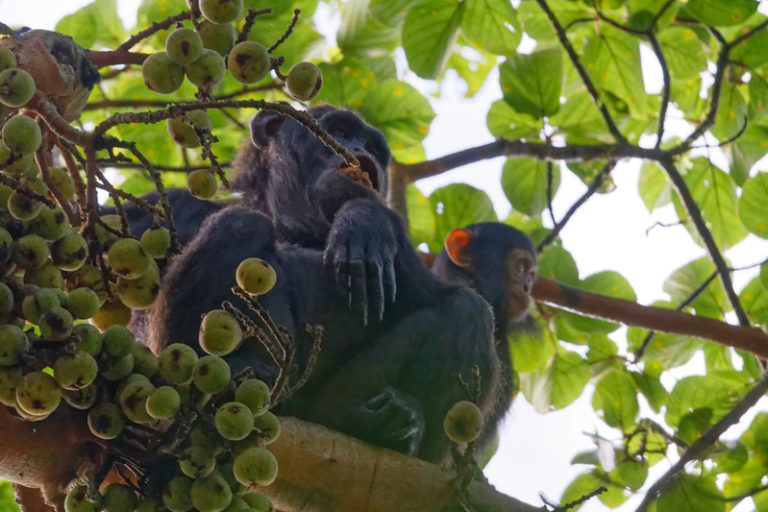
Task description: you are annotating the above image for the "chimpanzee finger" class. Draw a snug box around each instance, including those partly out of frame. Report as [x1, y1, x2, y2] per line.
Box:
[366, 259, 385, 322]
[383, 258, 396, 303]
[349, 259, 368, 324]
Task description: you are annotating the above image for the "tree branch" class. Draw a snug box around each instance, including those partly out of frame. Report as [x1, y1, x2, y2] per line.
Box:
[532, 277, 768, 358]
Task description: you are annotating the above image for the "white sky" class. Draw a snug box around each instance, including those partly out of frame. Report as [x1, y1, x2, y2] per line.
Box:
[2, 1, 767, 510]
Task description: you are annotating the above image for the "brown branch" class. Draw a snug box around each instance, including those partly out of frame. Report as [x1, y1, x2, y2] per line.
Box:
[647, 32, 671, 148]
[636, 373, 768, 512]
[237, 8, 273, 44]
[268, 9, 301, 53]
[532, 277, 768, 358]
[535, 0, 628, 144]
[86, 50, 148, 68]
[264, 417, 546, 512]
[657, 156, 749, 326]
[118, 9, 193, 52]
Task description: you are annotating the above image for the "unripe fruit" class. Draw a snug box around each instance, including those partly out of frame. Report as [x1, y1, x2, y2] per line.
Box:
[88, 402, 124, 439]
[241, 492, 272, 512]
[131, 342, 159, 377]
[0, 228, 11, 263]
[196, 20, 236, 56]
[65, 486, 100, 512]
[16, 371, 61, 416]
[236, 258, 276, 295]
[232, 447, 278, 487]
[8, 177, 47, 221]
[0, 141, 34, 177]
[0, 68, 35, 108]
[227, 41, 270, 84]
[142, 52, 185, 94]
[0, 324, 27, 366]
[253, 411, 280, 444]
[179, 445, 216, 478]
[74, 323, 102, 355]
[52, 233, 88, 271]
[286, 62, 322, 101]
[167, 110, 212, 148]
[62, 385, 98, 410]
[50, 167, 75, 200]
[95, 214, 121, 251]
[102, 325, 134, 357]
[200, 0, 243, 24]
[145, 385, 180, 419]
[39, 305, 74, 340]
[135, 498, 164, 512]
[2, 114, 41, 155]
[100, 353, 135, 381]
[443, 400, 483, 444]
[102, 484, 137, 512]
[193, 354, 231, 393]
[190, 471, 232, 512]
[117, 259, 160, 309]
[24, 262, 64, 288]
[0, 367, 22, 406]
[13, 233, 48, 268]
[0, 282, 12, 312]
[163, 476, 193, 512]
[67, 287, 101, 319]
[235, 379, 270, 415]
[21, 288, 60, 323]
[140, 227, 171, 259]
[187, 169, 217, 199]
[30, 205, 69, 241]
[158, 343, 198, 384]
[224, 497, 249, 512]
[214, 401, 254, 440]
[0, 46, 16, 72]
[108, 237, 150, 279]
[166, 27, 204, 65]
[199, 309, 242, 356]
[54, 350, 98, 390]
[185, 49, 225, 91]
[119, 378, 155, 423]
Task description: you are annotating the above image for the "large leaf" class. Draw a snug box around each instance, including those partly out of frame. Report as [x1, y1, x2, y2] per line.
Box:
[656, 475, 724, 512]
[406, 185, 437, 250]
[686, 0, 758, 26]
[565, 271, 637, 333]
[509, 329, 554, 373]
[461, 0, 521, 55]
[361, 80, 435, 160]
[665, 371, 749, 427]
[672, 158, 747, 249]
[537, 244, 579, 286]
[725, 125, 768, 186]
[499, 48, 563, 118]
[486, 100, 541, 140]
[663, 257, 728, 319]
[501, 158, 561, 217]
[711, 81, 747, 142]
[338, 0, 400, 58]
[446, 47, 498, 98]
[520, 350, 590, 411]
[316, 58, 376, 110]
[56, 0, 126, 49]
[592, 369, 639, 431]
[549, 91, 610, 142]
[657, 27, 707, 79]
[369, 0, 416, 26]
[430, 184, 497, 248]
[738, 171, 768, 239]
[402, 0, 465, 79]
[582, 23, 647, 118]
[638, 162, 672, 212]
[740, 277, 768, 325]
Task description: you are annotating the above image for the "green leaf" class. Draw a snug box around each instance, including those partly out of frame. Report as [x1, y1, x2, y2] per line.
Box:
[402, 0, 465, 79]
[566, 271, 636, 333]
[500, 48, 563, 118]
[586, 334, 618, 363]
[738, 171, 768, 239]
[370, 0, 416, 26]
[712, 442, 748, 473]
[582, 23, 647, 118]
[747, 73, 768, 124]
[361, 80, 435, 158]
[761, 262, 768, 293]
[406, 185, 437, 250]
[447, 48, 498, 98]
[56, 0, 126, 49]
[593, 369, 639, 431]
[677, 408, 713, 444]
[501, 158, 561, 216]
[537, 244, 579, 285]
[549, 91, 610, 142]
[657, 27, 707, 79]
[461, 0, 521, 55]
[663, 257, 727, 319]
[612, 461, 648, 491]
[520, 350, 590, 411]
[711, 81, 747, 141]
[517, 1, 555, 41]
[430, 184, 497, 249]
[656, 474, 724, 512]
[630, 371, 667, 413]
[338, 0, 400, 58]
[724, 125, 768, 186]
[486, 100, 540, 140]
[0, 481, 17, 512]
[686, 0, 758, 26]
[629, 327, 704, 370]
[561, 474, 610, 509]
[509, 329, 554, 373]
[665, 371, 749, 427]
[740, 277, 768, 325]
[730, 28, 768, 69]
[672, 158, 747, 250]
[316, 58, 377, 110]
[137, 0, 187, 27]
[638, 162, 672, 212]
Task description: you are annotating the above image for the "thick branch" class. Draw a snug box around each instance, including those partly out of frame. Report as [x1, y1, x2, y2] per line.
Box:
[264, 417, 545, 512]
[532, 277, 768, 358]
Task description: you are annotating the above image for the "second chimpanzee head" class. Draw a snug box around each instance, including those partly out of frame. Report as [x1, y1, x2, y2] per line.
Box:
[232, 106, 391, 247]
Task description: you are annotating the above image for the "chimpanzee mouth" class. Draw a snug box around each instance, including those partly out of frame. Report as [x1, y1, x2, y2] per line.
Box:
[337, 153, 381, 191]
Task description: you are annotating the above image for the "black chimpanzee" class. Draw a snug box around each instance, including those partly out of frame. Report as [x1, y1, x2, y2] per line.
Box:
[146, 107, 537, 463]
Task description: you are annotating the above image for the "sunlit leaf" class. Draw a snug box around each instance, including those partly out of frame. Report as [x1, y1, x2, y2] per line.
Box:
[738, 171, 768, 239]
[592, 369, 639, 431]
[501, 158, 561, 217]
[686, 0, 758, 27]
[461, 0, 521, 55]
[500, 48, 562, 118]
[402, 0, 465, 78]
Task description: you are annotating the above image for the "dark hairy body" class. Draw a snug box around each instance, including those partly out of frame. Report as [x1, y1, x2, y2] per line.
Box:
[130, 106, 535, 463]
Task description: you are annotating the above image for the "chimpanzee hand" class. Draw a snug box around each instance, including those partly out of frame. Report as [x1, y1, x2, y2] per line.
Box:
[324, 198, 398, 324]
[349, 387, 425, 456]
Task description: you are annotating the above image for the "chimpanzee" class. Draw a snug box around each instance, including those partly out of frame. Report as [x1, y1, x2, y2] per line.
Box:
[147, 107, 537, 463]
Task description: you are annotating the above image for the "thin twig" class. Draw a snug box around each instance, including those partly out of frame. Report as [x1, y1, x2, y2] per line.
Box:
[268, 9, 301, 53]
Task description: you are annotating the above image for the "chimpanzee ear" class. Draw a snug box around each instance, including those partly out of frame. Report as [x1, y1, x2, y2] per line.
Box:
[250, 111, 286, 148]
[445, 228, 473, 267]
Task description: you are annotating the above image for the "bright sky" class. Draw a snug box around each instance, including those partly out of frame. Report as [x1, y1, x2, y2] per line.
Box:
[2, 2, 768, 510]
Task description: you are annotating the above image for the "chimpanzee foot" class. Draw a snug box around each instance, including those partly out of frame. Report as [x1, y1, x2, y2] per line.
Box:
[350, 386, 425, 456]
